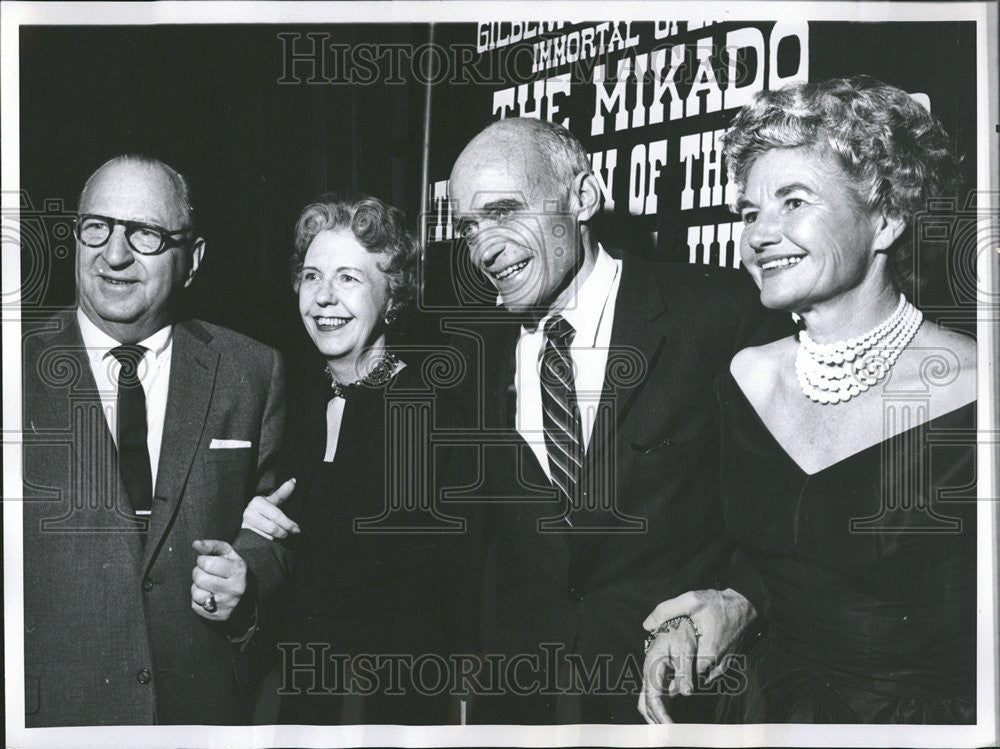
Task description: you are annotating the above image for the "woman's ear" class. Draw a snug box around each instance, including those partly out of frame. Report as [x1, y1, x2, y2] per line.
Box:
[570, 171, 602, 224]
[383, 300, 398, 326]
[872, 213, 906, 253]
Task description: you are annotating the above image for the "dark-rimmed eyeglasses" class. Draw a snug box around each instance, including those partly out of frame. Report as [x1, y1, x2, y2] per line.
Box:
[74, 214, 195, 255]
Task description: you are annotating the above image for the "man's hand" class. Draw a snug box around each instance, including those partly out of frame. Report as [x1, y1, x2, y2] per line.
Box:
[637, 589, 755, 724]
[241, 477, 298, 540]
[190, 539, 249, 621]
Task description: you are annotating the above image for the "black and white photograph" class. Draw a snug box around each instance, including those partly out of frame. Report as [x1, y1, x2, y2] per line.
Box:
[2, 2, 998, 747]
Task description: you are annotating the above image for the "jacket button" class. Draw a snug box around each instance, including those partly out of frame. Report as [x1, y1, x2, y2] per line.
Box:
[136, 668, 152, 685]
[568, 586, 585, 602]
[141, 578, 154, 592]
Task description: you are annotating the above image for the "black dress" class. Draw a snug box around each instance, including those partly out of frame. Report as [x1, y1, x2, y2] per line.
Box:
[274, 363, 466, 725]
[716, 372, 976, 723]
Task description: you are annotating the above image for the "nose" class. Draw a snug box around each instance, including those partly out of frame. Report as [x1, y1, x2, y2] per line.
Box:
[744, 210, 782, 253]
[100, 225, 135, 269]
[467, 225, 505, 270]
[313, 277, 338, 306]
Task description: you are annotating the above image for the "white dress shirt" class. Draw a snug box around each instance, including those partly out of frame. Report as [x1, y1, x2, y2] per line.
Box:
[77, 309, 173, 492]
[513, 246, 622, 479]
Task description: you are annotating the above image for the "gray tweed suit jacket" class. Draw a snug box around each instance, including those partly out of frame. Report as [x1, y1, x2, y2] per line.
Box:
[22, 310, 287, 726]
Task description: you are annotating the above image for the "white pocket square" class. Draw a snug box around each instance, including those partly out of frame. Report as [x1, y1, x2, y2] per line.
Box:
[209, 439, 252, 449]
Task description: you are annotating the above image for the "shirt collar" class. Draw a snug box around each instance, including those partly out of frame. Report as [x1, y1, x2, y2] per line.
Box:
[556, 245, 618, 348]
[77, 307, 173, 360]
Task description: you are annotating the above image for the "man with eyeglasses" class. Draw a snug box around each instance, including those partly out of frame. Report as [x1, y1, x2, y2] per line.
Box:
[445, 118, 791, 723]
[21, 155, 287, 726]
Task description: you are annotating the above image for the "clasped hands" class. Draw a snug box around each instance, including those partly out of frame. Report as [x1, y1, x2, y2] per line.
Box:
[189, 477, 298, 621]
[638, 588, 755, 724]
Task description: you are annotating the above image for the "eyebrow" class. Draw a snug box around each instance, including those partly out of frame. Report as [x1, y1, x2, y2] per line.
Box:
[736, 182, 818, 212]
[300, 264, 366, 274]
[775, 182, 817, 198]
[478, 197, 526, 214]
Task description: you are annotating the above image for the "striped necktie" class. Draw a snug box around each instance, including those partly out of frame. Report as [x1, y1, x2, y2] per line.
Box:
[540, 315, 582, 525]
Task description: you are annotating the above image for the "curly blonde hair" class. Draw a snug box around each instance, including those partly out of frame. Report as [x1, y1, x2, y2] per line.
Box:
[723, 76, 962, 293]
[291, 192, 421, 315]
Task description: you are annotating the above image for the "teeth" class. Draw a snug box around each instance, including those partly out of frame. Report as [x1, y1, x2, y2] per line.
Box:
[761, 257, 803, 271]
[494, 260, 529, 281]
[315, 316, 350, 330]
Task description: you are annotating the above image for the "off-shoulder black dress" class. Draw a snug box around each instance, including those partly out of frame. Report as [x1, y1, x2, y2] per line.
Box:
[716, 372, 976, 723]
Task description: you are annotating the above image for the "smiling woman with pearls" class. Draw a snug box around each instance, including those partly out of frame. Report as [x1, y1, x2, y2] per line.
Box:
[639, 76, 977, 725]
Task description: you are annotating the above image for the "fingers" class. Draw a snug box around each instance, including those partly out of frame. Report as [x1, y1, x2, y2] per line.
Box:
[190, 582, 233, 620]
[642, 646, 673, 724]
[190, 587, 235, 621]
[242, 524, 274, 541]
[644, 590, 698, 630]
[668, 650, 695, 697]
[192, 538, 236, 558]
[242, 485, 300, 540]
[706, 663, 726, 684]
[192, 564, 246, 596]
[265, 477, 296, 505]
[636, 693, 650, 723]
[194, 552, 241, 578]
[647, 655, 671, 723]
[254, 498, 300, 536]
[191, 541, 247, 598]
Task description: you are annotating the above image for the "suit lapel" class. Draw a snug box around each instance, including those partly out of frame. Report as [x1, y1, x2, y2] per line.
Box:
[492, 322, 521, 432]
[144, 320, 218, 571]
[38, 311, 146, 561]
[601, 255, 669, 431]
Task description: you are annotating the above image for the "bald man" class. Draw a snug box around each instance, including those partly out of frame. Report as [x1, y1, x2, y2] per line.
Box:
[447, 118, 789, 723]
[22, 155, 287, 726]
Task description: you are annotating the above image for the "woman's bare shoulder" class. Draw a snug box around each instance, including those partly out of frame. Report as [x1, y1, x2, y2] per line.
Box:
[730, 336, 797, 400]
[898, 321, 977, 409]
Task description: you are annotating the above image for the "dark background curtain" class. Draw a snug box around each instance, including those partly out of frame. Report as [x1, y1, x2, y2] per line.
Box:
[20, 24, 436, 380]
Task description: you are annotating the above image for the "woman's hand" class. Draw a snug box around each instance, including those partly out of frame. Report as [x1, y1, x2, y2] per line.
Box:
[638, 589, 756, 724]
[241, 477, 299, 540]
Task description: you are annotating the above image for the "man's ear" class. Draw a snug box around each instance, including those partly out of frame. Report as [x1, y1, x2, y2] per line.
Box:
[570, 171, 602, 224]
[185, 237, 205, 288]
[872, 213, 906, 253]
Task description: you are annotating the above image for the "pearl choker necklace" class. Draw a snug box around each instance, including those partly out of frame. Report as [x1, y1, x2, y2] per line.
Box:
[795, 294, 923, 404]
[326, 351, 400, 399]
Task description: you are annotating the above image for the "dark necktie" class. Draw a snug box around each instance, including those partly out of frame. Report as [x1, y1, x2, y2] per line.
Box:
[540, 315, 583, 525]
[110, 345, 152, 516]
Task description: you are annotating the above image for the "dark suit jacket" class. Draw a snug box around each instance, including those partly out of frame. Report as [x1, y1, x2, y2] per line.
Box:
[450, 255, 791, 723]
[21, 310, 288, 726]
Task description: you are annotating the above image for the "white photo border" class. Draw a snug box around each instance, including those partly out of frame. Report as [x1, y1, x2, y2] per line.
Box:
[2, 2, 997, 747]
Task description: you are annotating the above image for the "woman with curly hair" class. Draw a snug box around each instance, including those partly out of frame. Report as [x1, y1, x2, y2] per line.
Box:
[640, 77, 976, 724]
[242, 193, 464, 724]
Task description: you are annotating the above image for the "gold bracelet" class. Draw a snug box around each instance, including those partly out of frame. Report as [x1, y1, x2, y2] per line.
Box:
[643, 615, 700, 654]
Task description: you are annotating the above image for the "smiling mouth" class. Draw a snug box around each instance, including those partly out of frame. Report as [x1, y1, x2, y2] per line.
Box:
[491, 259, 530, 282]
[314, 316, 351, 331]
[760, 257, 803, 271]
[100, 276, 138, 286]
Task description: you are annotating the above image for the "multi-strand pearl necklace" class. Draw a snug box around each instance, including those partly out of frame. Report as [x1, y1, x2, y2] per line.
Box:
[795, 294, 923, 404]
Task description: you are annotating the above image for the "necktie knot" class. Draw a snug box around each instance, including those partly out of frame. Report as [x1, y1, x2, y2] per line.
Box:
[110, 345, 146, 386]
[544, 315, 575, 348]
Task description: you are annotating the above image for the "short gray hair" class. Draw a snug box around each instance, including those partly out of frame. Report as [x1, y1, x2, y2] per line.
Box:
[291, 192, 421, 314]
